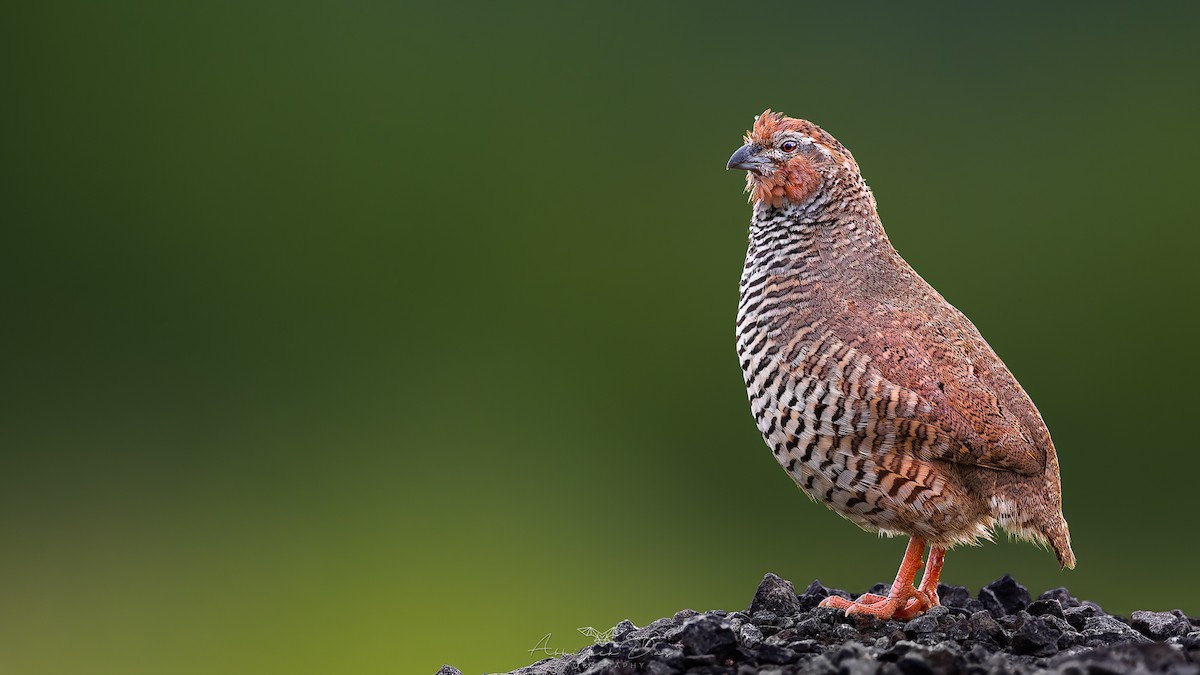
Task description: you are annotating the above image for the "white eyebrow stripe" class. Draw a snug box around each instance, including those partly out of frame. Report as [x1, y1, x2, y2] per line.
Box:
[791, 134, 834, 158]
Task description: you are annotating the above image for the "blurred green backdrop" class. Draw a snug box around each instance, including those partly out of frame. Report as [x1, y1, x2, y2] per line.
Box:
[3, 2, 1198, 674]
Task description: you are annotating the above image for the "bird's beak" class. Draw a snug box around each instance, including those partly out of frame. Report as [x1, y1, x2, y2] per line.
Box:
[727, 143, 769, 171]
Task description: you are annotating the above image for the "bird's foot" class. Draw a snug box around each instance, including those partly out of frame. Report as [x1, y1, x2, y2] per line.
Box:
[819, 586, 935, 621]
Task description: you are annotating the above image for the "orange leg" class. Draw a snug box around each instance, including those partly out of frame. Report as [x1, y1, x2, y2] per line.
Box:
[819, 537, 936, 620]
[916, 544, 945, 607]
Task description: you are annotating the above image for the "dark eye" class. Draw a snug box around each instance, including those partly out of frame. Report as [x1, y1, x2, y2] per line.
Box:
[780, 140, 798, 153]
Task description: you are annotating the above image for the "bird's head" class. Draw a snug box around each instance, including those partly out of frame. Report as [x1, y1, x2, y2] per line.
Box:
[727, 110, 859, 209]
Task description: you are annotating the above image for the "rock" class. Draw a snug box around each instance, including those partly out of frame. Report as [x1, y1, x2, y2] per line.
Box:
[673, 609, 698, 621]
[1082, 615, 1151, 646]
[487, 576, 1200, 675]
[749, 573, 801, 617]
[1063, 604, 1101, 631]
[677, 614, 738, 658]
[1037, 586, 1081, 608]
[923, 605, 950, 622]
[1011, 614, 1064, 656]
[756, 643, 796, 665]
[978, 574, 1031, 618]
[831, 622, 860, 640]
[677, 666, 731, 675]
[866, 582, 890, 596]
[647, 642, 684, 668]
[1130, 609, 1192, 640]
[936, 584, 972, 609]
[738, 623, 763, 648]
[612, 619, 636, 641]
[435, 667, 463, 675]
[797, 579, 842, 611]
[966, 610, 1007, 646]
[1025, 598, 1065, 619]
[1054, 641, 1190, 674]
[643, 661, 677, 675]
[801, 654, 837, 675]
[904, 614, 940, 636]
[751, 610, 778, 625]
[626, 617, 676, 643]
[789, 639, 820, 654]
[826, 640, 865, 666]
[578, 658, 625, 675]
[792, 616, 823, 639]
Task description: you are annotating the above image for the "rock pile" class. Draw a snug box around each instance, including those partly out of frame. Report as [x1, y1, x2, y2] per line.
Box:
[442, 573, 1199, 674]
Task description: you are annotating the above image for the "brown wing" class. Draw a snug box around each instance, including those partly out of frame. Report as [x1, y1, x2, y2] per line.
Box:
[837, 309, 1048, 477]
[774, 310, 1047, 477]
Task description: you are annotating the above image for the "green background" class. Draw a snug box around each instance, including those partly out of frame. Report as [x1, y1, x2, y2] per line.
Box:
[3, 2, 1197, 674]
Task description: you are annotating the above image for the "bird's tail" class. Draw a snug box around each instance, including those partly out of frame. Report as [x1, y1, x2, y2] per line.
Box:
[1041, 513, 1076, 570]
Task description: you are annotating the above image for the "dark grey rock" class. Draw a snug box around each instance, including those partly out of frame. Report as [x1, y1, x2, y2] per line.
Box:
[801, 654, 838, 675]
[1057, 627, 1084, 651]
[1063, 604, 1101, 631]
[788, 639, 820, 654]
[749, 573, 801, 617]
[737, 623, 763, 648]
[756, 643, 796, 665]
[966, 610, 1007, 646]
[677, 614, 738, 658]
[839, 657, 880, 675]
[1082, 615, 1151, 646]
[793, 616, 824, 639]
[578, 657, 623, 675]
[1025, 598, 1065, 619]
[751, 609, 778, 625]
[488, 575, 1200, 675]
[923, 605, 950, 624]
[762, 627, 793, 646]
[895, 652, 936, 675]
[612, 619, 636, 641]
[681, 653, 717, 667]
[1131, 609, 1192, 640]
[678, 666, 731, 675]
[866, 582, 890, 596]
[828, 640, 867, 663]
[903, 614, 940, 636]
[626, 617, 676, 643]
[936, 584, 971, 609]
[832, 622, 860, 640]
[906, 644, 961, 675]
[978, 574, 1031, 618]
[797, 579, 842, 611]
[1053, 641, 1192, 674]
[673, 609, 698, 621]
[647, 643, 684, 668]
[435, 667, 463, 675]
[1037, 586, 1081, 608]
[643, 660, 679, 675]
[1011, 614, 1064, 656]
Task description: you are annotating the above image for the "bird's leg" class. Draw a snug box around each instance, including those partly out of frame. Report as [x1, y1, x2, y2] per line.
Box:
[915, 544, 945, 607]
[819, 537, 934, 620]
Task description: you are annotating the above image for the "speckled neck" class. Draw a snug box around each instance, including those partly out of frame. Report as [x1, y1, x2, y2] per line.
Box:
[746, 173, 893, 285]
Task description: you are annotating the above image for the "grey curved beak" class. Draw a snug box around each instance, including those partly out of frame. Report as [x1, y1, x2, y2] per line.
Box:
[727, 143, 767, 171]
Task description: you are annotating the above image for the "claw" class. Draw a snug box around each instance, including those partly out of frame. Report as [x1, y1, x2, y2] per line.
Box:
[817, 538, 946, 621]
[821, 585, 932, 620]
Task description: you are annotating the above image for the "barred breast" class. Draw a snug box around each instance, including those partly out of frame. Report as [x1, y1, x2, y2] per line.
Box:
[735, 211, 992, 546]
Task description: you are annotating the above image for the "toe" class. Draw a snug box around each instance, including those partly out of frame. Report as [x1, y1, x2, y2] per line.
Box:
[819, 596, 854, 609]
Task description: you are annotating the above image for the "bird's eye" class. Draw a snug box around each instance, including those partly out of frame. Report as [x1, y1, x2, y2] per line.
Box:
[780, 140, 798, 153]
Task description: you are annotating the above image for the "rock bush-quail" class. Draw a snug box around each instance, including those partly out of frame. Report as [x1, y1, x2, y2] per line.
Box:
[727, 110, 1074, 620]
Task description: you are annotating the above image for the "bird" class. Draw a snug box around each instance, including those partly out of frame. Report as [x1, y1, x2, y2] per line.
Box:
[727, 110, 1074, 620]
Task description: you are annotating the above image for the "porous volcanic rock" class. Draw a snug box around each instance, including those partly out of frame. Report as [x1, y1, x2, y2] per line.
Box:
[460, 573, 1200, 675]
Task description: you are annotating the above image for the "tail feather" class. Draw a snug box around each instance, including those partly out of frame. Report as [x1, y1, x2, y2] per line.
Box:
[1043, 514, 1076, 570]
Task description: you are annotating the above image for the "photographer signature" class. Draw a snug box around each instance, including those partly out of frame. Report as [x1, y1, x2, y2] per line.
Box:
[528, 626, 658, 660]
